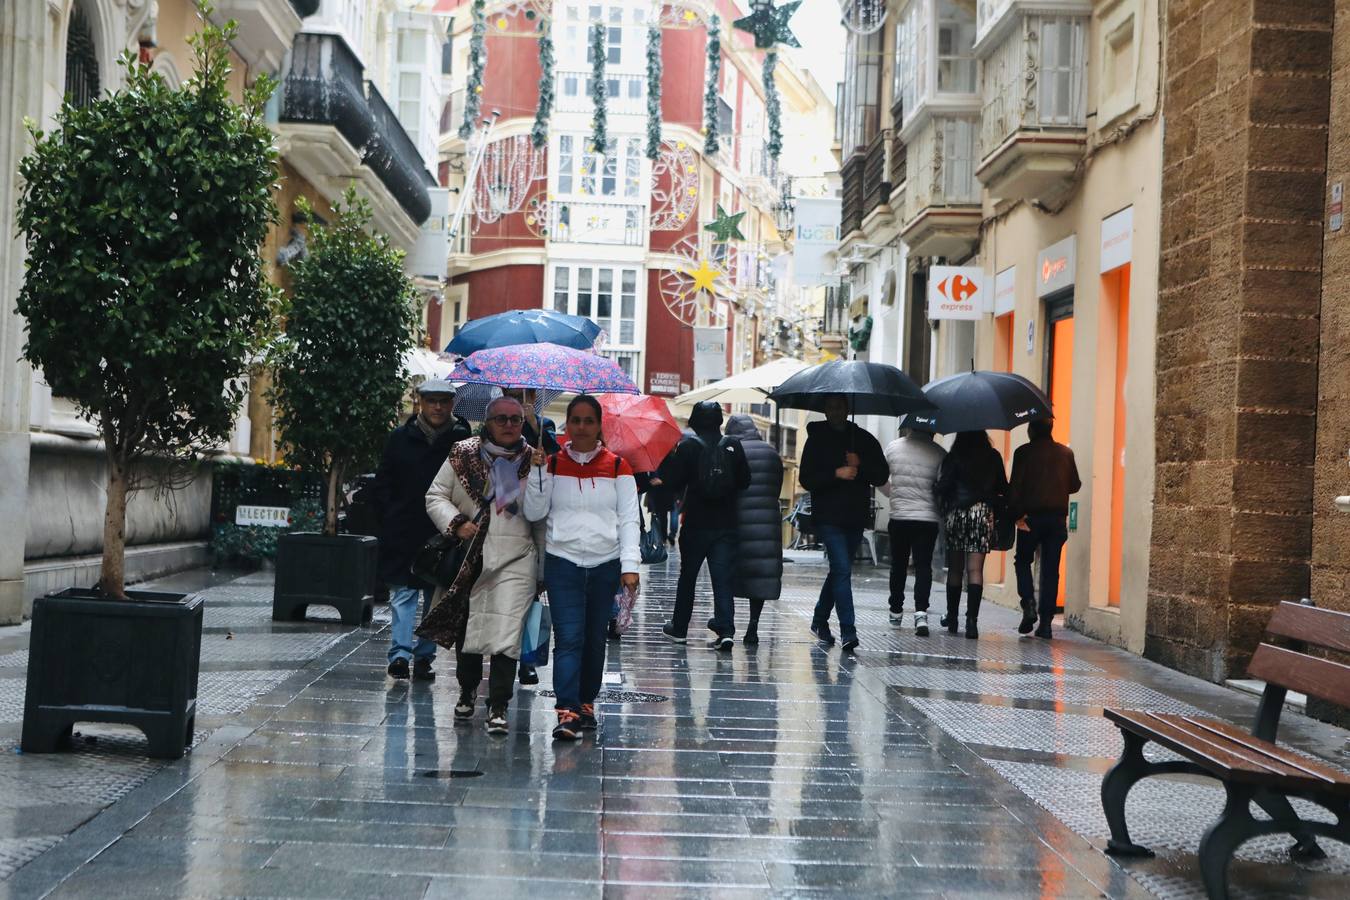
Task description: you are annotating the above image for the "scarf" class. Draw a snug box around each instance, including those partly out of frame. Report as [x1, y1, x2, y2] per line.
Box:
[415, 414, 455, 443]
[481, 438, 529, 516]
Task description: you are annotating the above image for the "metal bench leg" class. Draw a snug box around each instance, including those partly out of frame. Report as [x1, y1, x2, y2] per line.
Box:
[1102, 731, 1156, 857]
[1253, 789, 1326, 861]
[1199, 783, 1265, 900]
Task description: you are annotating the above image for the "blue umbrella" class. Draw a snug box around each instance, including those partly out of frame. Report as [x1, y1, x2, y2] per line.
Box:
[445, 308, 601, 356]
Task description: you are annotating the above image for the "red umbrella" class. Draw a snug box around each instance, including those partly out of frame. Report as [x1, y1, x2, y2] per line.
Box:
[590, 394, 682, 473]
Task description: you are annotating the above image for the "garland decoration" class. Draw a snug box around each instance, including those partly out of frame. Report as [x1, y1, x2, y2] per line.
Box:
[645, 24, 663, 161]
[459, 0, 487, 139]
[531, 19, 554, 149]
[764, 50, 782, 161]
[589, 23, 609, 156]
[703, 15, 721, 156]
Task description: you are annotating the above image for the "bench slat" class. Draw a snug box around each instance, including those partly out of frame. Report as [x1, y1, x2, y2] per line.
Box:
[1175, 715, 1348, 786]
[1265, 601, 1350, 654]
[1105, 709, 1286, 778]
[1249, 643, 1350, 710]
[1105, 709, 1350, 793]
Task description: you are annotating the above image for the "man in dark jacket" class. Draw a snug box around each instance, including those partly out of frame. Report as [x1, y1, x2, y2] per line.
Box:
[799, 394, 888, 651]
[372, 380, 472, 680]
[725, 415, 784, 647]
[1007, 418, 1081, 639]
[657, 401, 751, 650]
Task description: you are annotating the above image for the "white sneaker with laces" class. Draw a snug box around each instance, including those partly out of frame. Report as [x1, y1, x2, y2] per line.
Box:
[888, 611, 904, 626]
[914, 612, 929, 637]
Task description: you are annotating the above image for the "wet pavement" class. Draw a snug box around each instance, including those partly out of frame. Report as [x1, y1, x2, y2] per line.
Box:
[1, 551, 1348, 898]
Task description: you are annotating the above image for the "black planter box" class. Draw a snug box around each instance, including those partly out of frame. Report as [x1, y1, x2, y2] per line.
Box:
[273, 532, 377, 625]
[22, 588, 203, 760]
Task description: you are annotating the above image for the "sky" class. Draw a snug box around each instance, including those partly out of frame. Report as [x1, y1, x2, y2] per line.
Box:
[789, 0, 847, 94]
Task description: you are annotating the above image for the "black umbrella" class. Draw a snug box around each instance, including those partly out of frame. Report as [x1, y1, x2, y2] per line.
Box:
[767, 360, 936, 416]
[919, 370, 1052, 432]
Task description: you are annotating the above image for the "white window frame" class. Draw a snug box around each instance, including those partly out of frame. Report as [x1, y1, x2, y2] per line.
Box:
[549, 263, 642, 349]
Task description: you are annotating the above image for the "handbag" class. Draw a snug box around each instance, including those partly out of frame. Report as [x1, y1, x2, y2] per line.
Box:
[991, 500, 1017, 552]
[520, 598, 552, 666]
[411, 507, 484, 588]
[639, 511, 668, 565]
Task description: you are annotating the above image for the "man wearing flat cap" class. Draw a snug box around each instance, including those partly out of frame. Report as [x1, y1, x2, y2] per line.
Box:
[371, 380, 473, 680]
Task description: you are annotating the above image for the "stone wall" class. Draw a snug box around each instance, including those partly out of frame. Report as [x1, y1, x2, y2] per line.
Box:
[1150, 0, 1333, 680]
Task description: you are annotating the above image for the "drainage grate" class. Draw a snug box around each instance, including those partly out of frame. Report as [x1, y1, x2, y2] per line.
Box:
[419, 770, 484, 778]
[535, 689, 669, 704]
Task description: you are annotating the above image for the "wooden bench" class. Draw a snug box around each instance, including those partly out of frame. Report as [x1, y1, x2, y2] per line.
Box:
[1100, 600, 1350, 899]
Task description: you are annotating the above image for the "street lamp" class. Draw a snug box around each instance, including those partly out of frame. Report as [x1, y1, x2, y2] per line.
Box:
[772, 181, 795, 235]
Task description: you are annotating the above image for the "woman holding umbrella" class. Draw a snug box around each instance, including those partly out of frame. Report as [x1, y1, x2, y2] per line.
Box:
[418, 396, 544, 735]
[524, 395, 641, 741]
[935, 432, 1008, 639]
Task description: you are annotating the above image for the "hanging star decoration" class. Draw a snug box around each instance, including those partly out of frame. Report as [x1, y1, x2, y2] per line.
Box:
[705, 204, 746, 242]
[684, 257, 724, 295]
[733, 0, 802, 50]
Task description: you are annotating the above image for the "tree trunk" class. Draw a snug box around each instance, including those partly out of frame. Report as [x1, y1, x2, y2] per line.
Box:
[324, 465, 341, 536]
[101, 451, 129, 598]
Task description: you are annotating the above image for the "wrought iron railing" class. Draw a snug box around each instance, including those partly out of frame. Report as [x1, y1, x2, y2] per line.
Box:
[555, 70, 647, 115]
[863, 128, 892, 214]
[601, 349, 642, 382]
[979, 14, 1088, 158]
[280, 32, 432, 224]
[840, 154, 866, 236]
[548, 199, 645, 246]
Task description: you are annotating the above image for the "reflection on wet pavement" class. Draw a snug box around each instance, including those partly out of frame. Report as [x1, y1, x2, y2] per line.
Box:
[0, 552, 1346, 897]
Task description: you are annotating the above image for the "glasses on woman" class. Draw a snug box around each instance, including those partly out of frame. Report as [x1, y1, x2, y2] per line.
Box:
[487, 414, 525, 427]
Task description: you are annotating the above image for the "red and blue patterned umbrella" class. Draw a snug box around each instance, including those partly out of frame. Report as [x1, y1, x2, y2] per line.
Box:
[447, 342, 639, 395]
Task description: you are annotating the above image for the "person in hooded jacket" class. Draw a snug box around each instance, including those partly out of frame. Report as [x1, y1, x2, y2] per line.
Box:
[724, 415, 784, 647]
[799, 395, 888, 652]
[656, 401, 751, 650]
[881, 425, 946, 636]
[371, 380, 473, 681]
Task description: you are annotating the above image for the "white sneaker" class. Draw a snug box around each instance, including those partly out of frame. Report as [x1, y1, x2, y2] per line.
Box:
[914, 612, 929, 637]
[888, 611, 904, 626]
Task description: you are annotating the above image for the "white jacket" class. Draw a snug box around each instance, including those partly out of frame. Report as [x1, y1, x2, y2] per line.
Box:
[524, 445, 641, 573]
[883, 434, 947, 523]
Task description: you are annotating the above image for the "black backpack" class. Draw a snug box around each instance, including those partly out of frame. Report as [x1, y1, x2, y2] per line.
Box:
[694, 435, 739, 499]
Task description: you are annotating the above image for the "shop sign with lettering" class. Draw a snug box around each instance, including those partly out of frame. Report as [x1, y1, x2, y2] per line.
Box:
[1036, 235, 1076, 298]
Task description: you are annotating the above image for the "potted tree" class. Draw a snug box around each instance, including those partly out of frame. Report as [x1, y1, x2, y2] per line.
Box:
[15, 13, 280, 759]
[268, 188, 418, 626]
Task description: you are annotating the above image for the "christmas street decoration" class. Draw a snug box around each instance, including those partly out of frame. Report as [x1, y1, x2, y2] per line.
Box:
[482, 0, 551, 21]
[589, 23, 608, 156]
[472, 134, 546, 228]
[532, 20, 554, 149]
[705, 204, 746, 242]
[459, 0, 488, 139]
[764, 50, 782, 160]
[684, 257, 722, 295]
[658, 234, 741, 325]
[650, 139, 698, 230]
[654, 1, 706, 29]
[840, 0, 888, 36]
[703, 15, 721, 156]
[645, 24, 662, 160]
[733, 0, 801, 50]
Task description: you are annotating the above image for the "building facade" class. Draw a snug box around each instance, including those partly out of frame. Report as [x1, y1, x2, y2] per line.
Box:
[834, 0, 1163, 651]
[432, 0, 817, 407]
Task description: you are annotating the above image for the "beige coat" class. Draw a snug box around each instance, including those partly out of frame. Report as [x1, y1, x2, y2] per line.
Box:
[425, 454, 544, 658]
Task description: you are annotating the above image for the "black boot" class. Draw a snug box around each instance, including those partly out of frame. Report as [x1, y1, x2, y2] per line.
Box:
[1017, 597, 1037, 635]
[744, 598, 765, 647]
[940, 582, 962, 634]
[965, 585, 983, 639]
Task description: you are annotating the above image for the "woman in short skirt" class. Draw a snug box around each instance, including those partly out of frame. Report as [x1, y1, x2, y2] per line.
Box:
[936, 432, 1007, 638]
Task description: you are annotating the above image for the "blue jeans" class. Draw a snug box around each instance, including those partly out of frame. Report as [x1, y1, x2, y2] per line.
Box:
[672, 527, 737, 637]
[813, 525, 863, 641]
[1014, 513, 1068, 624]
[545, 554, 620, 711]
[387, 584, 437, 663]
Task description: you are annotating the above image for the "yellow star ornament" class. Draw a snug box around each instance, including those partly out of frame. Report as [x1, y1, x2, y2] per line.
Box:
[683, 257, 723, 295]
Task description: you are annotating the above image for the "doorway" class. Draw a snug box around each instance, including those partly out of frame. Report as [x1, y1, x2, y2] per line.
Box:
[1045, 296, 1074, 608]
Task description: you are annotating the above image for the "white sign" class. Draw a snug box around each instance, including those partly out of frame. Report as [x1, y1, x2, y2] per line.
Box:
[1099, 207, 1134, 273]
[993, 266, 1016, 317]
[1036, 235, 1076, 298]
[410, 187, 451, 280]
[236, 505, 290, 528]
[927, 266, 986, 320]
[693, 327, 728, 383]
[649, 371, 680, 396]
[792, 198, 842, 286]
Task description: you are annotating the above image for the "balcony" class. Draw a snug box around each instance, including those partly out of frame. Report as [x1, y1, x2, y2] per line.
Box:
[976, 8, 1090, 201]
[840, 154, 865, 239]
[741, 143, 779, 208]
[555, 70, 647, 116]
[900, 114, 982, 259]
[548, 199, 645, 246]
[211, 0, 306, 74]
[862, 129, 893, 223]
[601, 349, 642, 383]
[278, 32, 434, 245]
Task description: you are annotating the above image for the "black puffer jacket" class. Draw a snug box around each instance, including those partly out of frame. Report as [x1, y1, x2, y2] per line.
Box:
[798, 420, 888, 529]
[725, 416, 784, 601]
[371, 414, 473, 587]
